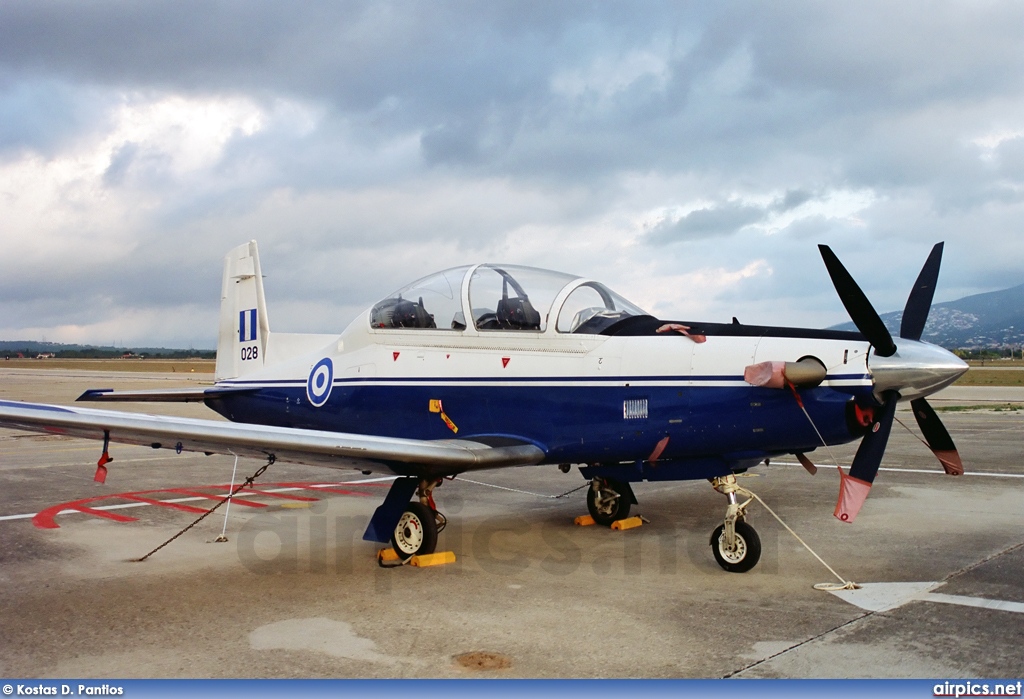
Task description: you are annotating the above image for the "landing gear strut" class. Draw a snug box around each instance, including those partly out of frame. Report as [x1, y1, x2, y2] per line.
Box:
[391, 478, 445, 560]
[709, 475, 761, 573]
[586, 477, 632, 526]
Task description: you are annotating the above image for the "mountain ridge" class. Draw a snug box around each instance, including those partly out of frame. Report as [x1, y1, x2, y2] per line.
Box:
[830, 283, 1024, 349]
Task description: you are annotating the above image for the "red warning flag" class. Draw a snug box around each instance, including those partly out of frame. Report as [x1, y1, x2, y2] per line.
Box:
[834, 468, 871, 523]
[94, 451, 112, 484]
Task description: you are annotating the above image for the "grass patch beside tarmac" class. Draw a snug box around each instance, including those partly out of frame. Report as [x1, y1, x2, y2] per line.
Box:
[1, 358, 215, 373]
[954, 369, 1024, 386]
[935, 403, 1024, 412]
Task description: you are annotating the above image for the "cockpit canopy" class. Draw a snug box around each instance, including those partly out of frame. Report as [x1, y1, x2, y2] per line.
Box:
[369, 264, 648, 335]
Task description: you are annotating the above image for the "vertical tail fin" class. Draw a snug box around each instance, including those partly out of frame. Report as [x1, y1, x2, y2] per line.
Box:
[215, 241, 270, 380]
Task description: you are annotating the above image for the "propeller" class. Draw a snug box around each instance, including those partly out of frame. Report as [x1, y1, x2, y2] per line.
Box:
[819, 243, 964, 523]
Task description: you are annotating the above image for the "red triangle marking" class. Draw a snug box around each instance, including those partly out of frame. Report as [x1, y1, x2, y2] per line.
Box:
[501, 357, 510, 368]
[446, 354, 450, 359]
[393, 352, 400, 361]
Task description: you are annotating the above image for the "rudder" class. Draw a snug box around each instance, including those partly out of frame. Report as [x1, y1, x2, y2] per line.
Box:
[216, 241, 270, 380]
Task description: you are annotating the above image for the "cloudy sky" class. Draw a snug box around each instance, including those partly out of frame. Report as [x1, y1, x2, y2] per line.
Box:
[1, 1, 1022, 348]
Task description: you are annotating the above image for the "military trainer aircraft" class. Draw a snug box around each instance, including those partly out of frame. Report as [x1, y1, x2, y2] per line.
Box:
[0, 241, 967, 572]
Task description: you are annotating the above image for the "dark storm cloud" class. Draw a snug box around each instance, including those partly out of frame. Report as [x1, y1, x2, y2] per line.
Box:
[645, 189, 819, 243]
[0, 1, 628, 116]
[647, 202, 766, 242]
[5, 1, 1023, 188]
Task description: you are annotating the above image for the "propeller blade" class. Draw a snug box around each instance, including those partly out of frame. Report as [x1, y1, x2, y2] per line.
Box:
[818, 245, 898, 357]
[795, 452, 818, 475]
[835, 391, 898, 522]
[911, 397, 964, 475]
[900, 242, 944, 341]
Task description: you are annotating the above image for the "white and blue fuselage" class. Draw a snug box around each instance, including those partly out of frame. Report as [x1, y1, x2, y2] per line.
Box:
[207, 255, 884, 482]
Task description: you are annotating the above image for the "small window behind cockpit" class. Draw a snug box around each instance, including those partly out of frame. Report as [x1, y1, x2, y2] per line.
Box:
[556, 282, 647, 334]
[468, 265, 576, 332]
[370, 266, 470, 330]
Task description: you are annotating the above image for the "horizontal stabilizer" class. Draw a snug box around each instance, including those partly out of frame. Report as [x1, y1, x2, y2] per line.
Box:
[77, 386, 256, 403]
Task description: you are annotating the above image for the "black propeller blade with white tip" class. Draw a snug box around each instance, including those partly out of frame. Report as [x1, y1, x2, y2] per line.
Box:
[911, 397, 964, 475]
[836, 391, 898, 522]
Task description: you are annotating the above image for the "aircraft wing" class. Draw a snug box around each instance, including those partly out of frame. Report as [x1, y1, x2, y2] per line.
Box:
[0, 399, 545, 477]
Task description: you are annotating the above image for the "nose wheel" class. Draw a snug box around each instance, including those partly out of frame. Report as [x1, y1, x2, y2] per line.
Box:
[709, 475, 761, 573]
[710, 520, 761, 573]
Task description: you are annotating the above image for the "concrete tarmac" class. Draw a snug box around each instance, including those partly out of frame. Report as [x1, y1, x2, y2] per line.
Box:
[0, 368, 1022, 678]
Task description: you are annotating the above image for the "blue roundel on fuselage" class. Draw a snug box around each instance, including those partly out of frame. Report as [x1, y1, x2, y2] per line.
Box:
[306, 357, 334, 407]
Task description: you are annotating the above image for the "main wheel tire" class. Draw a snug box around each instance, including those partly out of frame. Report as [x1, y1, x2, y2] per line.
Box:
[391, 502, 438, 560]
[710, 520, 761, 573]
[587, 478, 631, 526]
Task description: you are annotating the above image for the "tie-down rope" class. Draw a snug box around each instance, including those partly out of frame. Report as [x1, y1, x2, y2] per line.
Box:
[741, 486, 859, 591]
[784, 381, 860, 591]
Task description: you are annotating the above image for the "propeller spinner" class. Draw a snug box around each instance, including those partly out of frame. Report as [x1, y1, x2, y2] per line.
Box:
[818, 243, 968, 522]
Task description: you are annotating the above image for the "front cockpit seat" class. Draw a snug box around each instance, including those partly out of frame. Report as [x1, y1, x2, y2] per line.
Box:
[495, 296, 541, 330]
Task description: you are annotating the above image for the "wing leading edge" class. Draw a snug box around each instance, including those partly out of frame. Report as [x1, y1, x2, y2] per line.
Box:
[0, 399, 545, 478]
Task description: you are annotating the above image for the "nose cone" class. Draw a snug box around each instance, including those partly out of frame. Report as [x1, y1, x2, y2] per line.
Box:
[869, 340, 969, 401]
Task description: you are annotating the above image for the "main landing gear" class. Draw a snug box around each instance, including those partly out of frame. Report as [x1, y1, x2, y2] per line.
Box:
[586, 477, 635, 526]
[709, 475, 761, 573]
[391, 478, 446, 560]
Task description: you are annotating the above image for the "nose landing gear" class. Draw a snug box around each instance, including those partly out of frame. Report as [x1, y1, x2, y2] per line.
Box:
[710, 475, 761, 573]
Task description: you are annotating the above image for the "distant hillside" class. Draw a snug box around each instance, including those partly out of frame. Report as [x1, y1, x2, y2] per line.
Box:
[830, 283, 1024, 349]
[0, 340, 215, 359]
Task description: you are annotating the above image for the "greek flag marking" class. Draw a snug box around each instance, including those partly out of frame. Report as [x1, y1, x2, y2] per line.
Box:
[239, 308, 257, 342]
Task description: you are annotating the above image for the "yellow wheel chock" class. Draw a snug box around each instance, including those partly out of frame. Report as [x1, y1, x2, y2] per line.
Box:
[377, 548, 456, 567]
[610, 516, 644, 531]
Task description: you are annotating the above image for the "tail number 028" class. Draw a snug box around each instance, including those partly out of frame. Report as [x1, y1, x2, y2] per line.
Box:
[241, 346, 259, 361]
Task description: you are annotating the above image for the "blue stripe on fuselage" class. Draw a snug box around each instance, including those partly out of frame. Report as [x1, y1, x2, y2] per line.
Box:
[205, 381, 867, 467]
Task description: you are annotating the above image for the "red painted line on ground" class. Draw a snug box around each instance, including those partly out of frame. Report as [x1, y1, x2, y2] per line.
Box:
[33, 495, 141, 529]
[119, 494, 209, 514]
[69, 504, 137, 524]
[160, 489, 267, 508]
[29, 480, 381, 529]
